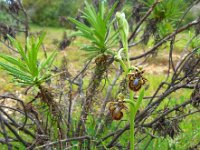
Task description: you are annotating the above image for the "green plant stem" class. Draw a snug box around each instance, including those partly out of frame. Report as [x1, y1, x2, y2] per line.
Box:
[124, 31, 135, 150]
[118, 59, 135, 150]
[129, 88, 145, 150]
[118, 59, 128, 73]
[129, 90, 135, 150]
[116, 12, 140, 150]
[124, 46, 130, 68]
[124, 99, 135, 108]
[122, 35, 135, 150]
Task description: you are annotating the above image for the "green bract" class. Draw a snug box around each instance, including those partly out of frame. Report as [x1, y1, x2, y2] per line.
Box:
[116, 12, 129, 46]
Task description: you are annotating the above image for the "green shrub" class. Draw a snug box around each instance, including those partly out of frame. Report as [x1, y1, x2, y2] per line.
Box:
[0, 33, 57, 86]
[23, 0, 84, 27]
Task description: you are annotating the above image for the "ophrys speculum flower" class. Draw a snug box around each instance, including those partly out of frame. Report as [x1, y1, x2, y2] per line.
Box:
[108, 100, 127, 120]
[128, 69, 147, 92]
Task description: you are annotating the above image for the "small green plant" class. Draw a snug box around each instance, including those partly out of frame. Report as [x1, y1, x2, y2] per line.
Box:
[140, 0, 186, 22]
[0, 33, 62, 116]
[0, 33, 57, 86]
[68, 1, 118, 59]
[0, 33, 67, 142]
[113, 12, 146, 150]
[141, 0, 187, 44]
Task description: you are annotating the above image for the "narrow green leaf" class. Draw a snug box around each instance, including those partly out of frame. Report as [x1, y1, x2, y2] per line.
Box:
[105, 1, 118, 24]
[0, 53, 29, 73]
[99, 0, 105, 19]
[68, 17, 91, 33]
[84, 1, 97, 25]
[10, 73, 33, 84]
[39, 51, 57, 72]
[7, 35, 28, 62]
[81, 46, 100, 52]
[0, 62, 33, 82]
[35, 32, 46, 51]
[26, 37, 35, 74]
[135, 88, 145, 111]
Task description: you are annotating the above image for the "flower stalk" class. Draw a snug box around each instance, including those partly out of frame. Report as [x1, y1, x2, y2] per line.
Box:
[115, 12, 145, 150]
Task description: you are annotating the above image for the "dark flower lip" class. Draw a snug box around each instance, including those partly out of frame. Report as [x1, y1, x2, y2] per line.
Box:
[112, 110, 123, 120]
[128, 69, 147, 92]
[108, 101, 127, 121]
